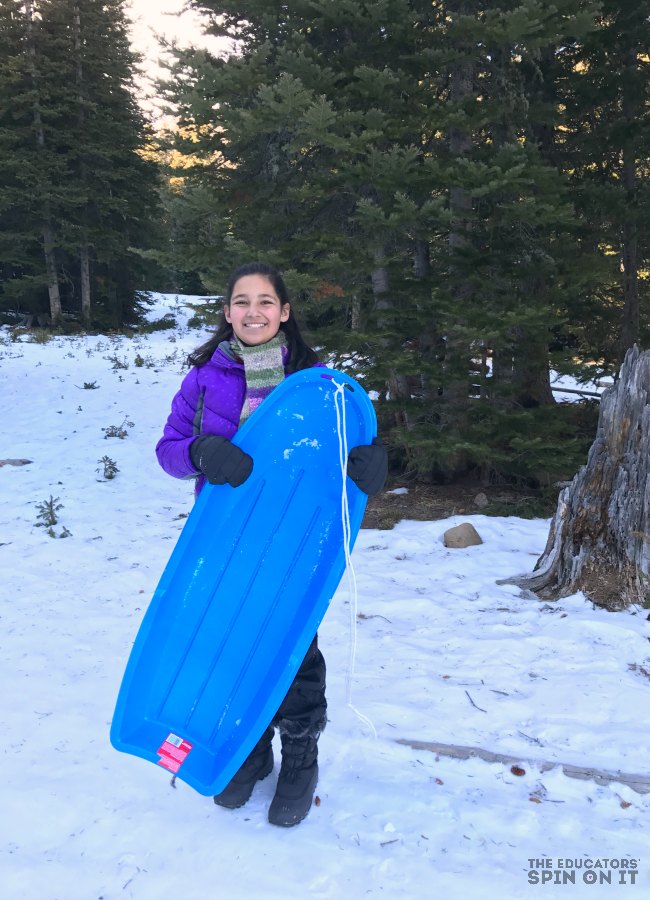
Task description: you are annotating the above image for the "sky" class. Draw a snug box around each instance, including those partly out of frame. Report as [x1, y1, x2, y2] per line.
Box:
[126, 0, 228, 116]
[2, 293, 649, 899]
[127, 0, 217, 64]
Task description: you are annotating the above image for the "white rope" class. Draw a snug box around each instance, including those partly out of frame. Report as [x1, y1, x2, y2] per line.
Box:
[332, 380, 377, 738]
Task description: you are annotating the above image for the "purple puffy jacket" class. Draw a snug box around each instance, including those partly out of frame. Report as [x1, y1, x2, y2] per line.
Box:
[155, 344, 317, 494]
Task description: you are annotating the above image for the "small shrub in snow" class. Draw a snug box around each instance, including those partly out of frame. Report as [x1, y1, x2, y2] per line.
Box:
[97, 456, 119, 480]
[29, 330, 53, 345]
[134, 353, 155, 368]
[105, 353, 129, 370]
[102, 417, 134, 439]
[35, 496, 72, 538]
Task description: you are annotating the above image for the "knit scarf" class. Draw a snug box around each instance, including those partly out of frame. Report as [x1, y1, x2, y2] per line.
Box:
[231, 332, 287, 424]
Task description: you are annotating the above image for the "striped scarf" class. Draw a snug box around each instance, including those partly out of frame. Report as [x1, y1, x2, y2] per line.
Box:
[231, 333, 287, 424]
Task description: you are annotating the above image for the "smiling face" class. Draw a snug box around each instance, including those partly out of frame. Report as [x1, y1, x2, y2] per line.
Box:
[224, 274, 291, 346]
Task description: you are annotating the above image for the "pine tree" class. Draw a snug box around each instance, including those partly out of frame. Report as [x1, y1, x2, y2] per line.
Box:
[558, 0, 650, 365]
[0, 0, 161, 327]
[0, 0, 69, 323]
[377, 0, 602, 480]
[165, 0, 434, 300]
[162, 0, 611, 486]
[0, 0, 41, 317]
[44, 0, 162, 326]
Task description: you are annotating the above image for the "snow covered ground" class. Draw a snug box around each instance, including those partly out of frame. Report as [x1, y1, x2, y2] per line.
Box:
[1, 294, 648, 899]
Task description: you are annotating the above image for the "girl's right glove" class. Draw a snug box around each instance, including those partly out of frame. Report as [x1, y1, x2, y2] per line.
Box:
[190, 434, 253, 487]
[346, 437, 388, 497]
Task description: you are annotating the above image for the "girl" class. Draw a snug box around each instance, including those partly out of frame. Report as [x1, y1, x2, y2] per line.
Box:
[155, 262, 387, 826]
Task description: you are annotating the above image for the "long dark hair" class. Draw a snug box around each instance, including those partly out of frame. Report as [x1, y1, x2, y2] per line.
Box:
[187, 262, 320, 372]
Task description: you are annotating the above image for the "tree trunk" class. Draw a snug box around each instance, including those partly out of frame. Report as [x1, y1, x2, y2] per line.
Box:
[413, 238, 429, 281]
[74, 3, 92, 327]
[80, 247, 91, 326]
[442, 3, 474, 458]
[503, 49, 554, 409]
[41, 221, 61, 323]
[447, 0, 473, 263]
[501, 345, 650, 610]
[371, 248, 412, 418]
[411, 238, 438, 401]
[25, 0, 62, 326]
[494, 326, 555, 408]
[513, 332, 554, 407]
[619, 46, 640, 358]
[350, 295, 362, 331]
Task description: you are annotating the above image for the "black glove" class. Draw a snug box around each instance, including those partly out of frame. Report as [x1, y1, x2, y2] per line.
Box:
[347, 437, 388, 497]
[190, 434, 253, 487]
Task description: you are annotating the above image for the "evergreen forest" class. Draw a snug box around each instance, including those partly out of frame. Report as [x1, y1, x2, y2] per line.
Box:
[1, 0, 649, 490]
[0, 0, 160, 328]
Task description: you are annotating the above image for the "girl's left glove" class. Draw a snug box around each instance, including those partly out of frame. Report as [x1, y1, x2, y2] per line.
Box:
[346, 437, 388, 497]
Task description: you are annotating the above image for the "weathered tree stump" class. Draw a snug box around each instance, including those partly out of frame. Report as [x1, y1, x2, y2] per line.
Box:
[501, 345, 650, 610]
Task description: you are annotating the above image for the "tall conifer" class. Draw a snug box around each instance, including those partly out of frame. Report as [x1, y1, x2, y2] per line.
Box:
[558, 0, 650, 364]
[162, 0, 630, 484]
[0, 0, 160, 326]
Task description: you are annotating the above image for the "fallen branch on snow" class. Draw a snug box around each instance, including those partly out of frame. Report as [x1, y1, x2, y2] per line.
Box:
[396, 738, 650, 795]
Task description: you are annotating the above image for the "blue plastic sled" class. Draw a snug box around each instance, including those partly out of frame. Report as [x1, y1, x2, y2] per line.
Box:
[110, 367, 377, 795]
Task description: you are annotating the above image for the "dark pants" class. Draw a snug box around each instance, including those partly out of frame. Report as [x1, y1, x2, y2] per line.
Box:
[272, 635, 327, 740]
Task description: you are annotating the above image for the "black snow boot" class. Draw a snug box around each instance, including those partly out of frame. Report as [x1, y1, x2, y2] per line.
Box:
[213, 726, 274, 810]
[268, 734, 319, 827]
